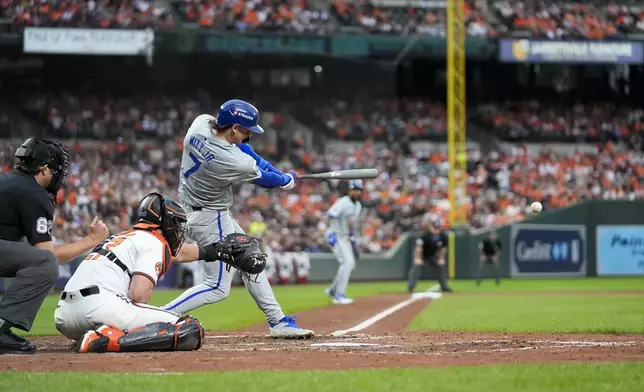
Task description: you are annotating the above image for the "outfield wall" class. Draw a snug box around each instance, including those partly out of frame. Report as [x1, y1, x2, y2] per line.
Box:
[312, 200, 644, 282]
[455, 200, 644, 279]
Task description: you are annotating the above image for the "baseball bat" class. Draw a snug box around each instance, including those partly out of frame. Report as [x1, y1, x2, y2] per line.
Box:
[297, 168, 379, 180]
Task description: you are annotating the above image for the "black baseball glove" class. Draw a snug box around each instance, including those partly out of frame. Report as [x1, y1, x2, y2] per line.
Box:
[201, 233, 267, 282]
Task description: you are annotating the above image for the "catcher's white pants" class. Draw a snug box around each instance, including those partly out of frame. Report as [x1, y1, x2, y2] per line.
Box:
[329, 236, 356, 296]
[54, 286, 179, 341]
[162, 208, 285, 324]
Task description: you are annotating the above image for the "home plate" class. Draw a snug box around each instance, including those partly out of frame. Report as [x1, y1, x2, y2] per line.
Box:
[311, 342, 382, 348]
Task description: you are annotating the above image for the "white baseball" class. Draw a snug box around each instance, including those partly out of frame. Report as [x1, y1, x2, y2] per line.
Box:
[531, 201, 543, 213]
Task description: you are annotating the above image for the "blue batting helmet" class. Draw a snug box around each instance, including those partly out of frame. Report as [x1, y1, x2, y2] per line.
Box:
[215, 99, 264, 134]
[348, 180, 363, 190]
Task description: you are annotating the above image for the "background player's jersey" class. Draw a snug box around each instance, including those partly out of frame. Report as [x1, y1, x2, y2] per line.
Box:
[179, 114, 261, 210]
[326, 196, 362, 237]
[63, 228, 171, 298]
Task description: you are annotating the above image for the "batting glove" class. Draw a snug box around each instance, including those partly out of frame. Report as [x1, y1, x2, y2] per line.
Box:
[280, 171, 297, 190]
[328, 232, 338, 247]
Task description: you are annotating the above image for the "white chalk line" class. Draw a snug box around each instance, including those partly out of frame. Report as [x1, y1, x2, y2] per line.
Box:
[431, 339, 640, 347]
[330, 284, 441, 337]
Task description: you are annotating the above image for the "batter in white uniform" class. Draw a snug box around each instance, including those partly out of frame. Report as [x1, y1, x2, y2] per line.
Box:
[163, 99, 314, 339]
[55, 193, 237, 353]
[325, 180, 363, 305]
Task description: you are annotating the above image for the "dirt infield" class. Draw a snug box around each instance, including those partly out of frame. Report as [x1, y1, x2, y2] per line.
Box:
[1, 292, 643, 372]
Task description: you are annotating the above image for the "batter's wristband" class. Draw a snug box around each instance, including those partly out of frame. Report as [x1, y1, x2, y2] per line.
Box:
[198, 246, 207, 260]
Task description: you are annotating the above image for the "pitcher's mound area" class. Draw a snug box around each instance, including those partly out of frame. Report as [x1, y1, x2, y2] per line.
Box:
[1, 293, 643, 372]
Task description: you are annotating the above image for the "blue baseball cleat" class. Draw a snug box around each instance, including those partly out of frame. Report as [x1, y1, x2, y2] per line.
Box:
[332, 294, 354, 305]
[269, 316, 315, 339]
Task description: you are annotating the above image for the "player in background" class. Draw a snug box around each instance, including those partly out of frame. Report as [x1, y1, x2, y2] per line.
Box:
[324, 180, 363, 305]
[163, 99, 314, 339]
[55, 193, 248, 353]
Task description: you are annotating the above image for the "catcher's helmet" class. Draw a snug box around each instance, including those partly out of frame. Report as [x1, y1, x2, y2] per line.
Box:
[348, 180, 364, 191]
[215, 99, 264, 134]
[137, 193, 188, 256]
[14, 137, 69, 198]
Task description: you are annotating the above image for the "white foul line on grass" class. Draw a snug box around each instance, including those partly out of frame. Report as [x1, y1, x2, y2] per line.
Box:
[330, 284, 442, 337]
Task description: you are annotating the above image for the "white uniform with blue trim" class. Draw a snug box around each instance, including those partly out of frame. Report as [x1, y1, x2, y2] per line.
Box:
[326, 195, 362, 298]
[163, 115, 285, 324]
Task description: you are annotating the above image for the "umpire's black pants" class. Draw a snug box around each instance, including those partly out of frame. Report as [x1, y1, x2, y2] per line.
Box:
[0, 239, 58, 331]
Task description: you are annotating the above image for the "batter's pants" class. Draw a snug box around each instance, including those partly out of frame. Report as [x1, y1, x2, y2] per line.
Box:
[162, 208, 285, 324]
[0, 239, 58, 331]
[54, 285, 179, 341]
[329, 236, 356, 296]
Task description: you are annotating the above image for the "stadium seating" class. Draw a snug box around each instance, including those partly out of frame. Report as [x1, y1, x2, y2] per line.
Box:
[3, 0, 642, 37]
[170, 0, 331, 32]
[2, 131, 642, 253]
[2, 0, 174, 29]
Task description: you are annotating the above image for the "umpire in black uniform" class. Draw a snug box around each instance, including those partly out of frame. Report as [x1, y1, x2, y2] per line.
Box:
[476, 231, 502, 285]
[0, 137, 109, 354]
[407, 220, 453, 293]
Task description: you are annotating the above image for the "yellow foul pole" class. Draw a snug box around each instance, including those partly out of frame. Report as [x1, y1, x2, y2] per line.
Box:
[446, 0, 467, 279]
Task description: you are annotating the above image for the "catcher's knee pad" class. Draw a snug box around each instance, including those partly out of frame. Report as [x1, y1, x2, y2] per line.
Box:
[117, 317, 204, 353]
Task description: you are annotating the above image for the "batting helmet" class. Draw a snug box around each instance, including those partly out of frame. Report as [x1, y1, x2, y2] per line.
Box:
[136, 192, 188, 256]
[215, 99, 264, 134]
[348, 180, 364, 191]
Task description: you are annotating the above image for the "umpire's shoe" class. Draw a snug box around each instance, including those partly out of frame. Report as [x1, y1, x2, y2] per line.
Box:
[0, 322, 36, 355]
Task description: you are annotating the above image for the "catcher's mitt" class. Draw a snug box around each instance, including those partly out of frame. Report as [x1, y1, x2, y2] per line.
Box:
[218, 233, 267, 282]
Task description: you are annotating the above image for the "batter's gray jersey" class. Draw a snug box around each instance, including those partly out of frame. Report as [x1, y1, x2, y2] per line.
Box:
[179, 114, 261, 209]
[326, 196, 362, 237]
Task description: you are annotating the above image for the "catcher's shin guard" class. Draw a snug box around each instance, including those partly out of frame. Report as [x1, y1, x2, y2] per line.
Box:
[117, 316, 204, 352]
[78, 317, 204, 353]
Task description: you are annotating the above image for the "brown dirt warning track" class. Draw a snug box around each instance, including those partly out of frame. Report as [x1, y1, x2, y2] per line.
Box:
[1, 291, 643, 372]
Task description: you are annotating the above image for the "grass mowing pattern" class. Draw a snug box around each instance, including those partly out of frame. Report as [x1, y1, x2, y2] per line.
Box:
[411, 293, 644, 333]
[2, 362, 643, 392]
[19, 278, 644, 336]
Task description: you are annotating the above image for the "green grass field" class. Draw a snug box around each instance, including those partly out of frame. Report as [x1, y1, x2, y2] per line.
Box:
[3, 363, 644, 392]
[409, 277, 644, 333]
[22, 277, 644, 336]
[5, 277, 644, 392]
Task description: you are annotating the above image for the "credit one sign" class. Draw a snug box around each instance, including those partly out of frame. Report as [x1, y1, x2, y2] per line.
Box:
[499, 39, 644, 64]
[510, 224, 586, 277]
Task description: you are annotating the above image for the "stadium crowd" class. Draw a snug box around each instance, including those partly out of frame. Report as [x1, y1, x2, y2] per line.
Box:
[3, 0, 174, 29]
[3, 0, 643, 37]
[9, 91, 644, 146]
[1, 130, 642, 253]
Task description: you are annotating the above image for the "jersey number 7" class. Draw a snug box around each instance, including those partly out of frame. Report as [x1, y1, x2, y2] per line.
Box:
[184, 152, 202, 178]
